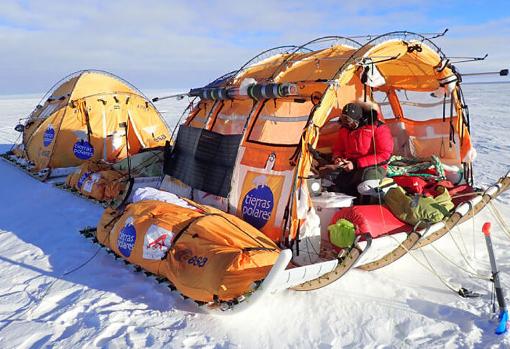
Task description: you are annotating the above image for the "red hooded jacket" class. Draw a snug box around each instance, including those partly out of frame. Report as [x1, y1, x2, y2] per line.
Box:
[332, 121, 394, 169]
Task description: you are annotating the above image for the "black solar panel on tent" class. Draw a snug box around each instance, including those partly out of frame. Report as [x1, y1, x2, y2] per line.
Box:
[164, 126, 242, 198]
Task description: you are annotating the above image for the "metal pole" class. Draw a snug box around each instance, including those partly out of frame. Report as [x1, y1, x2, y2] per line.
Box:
[482, 222, 508, 335]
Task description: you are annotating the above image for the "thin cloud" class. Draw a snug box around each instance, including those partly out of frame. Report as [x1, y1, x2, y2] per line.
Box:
[0, 1, 508, 94]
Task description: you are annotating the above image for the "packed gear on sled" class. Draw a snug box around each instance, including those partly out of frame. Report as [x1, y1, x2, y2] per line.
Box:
[64, 148, 165, 204]
[95, 189, 280, 302]
[7, 70, 171, 178]
[384, 184, 455, 227]
[84, 33, 510, 310]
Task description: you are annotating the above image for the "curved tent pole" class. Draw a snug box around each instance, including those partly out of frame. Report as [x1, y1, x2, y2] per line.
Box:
[268, 36, 363, 81]
[35, 69, 158, 112]
[330, 30, 449, 81]
[225, 45, 306, 86]
[346, 28, 449, 42]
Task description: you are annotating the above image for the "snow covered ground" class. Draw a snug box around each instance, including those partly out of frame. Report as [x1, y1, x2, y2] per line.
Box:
[0, 85, 509, 348]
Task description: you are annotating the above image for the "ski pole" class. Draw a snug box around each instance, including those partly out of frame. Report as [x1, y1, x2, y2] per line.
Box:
[482, 222, 508, 335]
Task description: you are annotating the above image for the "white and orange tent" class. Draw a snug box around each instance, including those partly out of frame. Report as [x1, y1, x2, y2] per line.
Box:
[165, 32, 474, 242]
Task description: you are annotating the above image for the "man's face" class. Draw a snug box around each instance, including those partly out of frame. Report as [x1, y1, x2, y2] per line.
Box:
[340, 114, 359, 130]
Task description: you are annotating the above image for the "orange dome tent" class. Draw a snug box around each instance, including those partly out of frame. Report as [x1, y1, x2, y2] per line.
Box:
[11, 70, 171, 178]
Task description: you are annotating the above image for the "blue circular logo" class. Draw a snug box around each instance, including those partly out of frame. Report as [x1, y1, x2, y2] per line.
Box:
[242, 185, 274, 229]
[117, 223, 136, 257]
[73, 140, 94, 160]
[43, 127, 55, 147]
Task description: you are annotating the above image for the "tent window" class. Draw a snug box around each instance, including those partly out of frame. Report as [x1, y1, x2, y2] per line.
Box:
[247, 99, 313, 146]
[376, 90, 456, 121]
[373, 91, 396, 119]
[211, 99, 253, 135]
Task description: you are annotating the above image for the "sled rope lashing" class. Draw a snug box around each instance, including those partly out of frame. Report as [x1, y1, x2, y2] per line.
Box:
[488, 201, 510, 240]
[171, 212, 277, 252]
[427, 239, 491, 281]
[290, 234, 372, 291]
[384, 224, 480, 298]
[450, 225, 486, 277]
[416, 243, 480, 298]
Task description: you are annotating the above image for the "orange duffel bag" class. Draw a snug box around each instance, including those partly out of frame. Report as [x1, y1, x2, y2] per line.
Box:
[96, 199, 280, 302]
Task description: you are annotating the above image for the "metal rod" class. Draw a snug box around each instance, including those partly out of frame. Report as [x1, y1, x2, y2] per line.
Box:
[482, 222, 508, 335]
[346, 29, 448, 40]
[463, 69, 509, 77]
[152, 93, 188, 102]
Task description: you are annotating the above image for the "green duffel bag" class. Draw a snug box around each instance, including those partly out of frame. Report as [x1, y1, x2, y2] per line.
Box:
[384, 185, 454, 227]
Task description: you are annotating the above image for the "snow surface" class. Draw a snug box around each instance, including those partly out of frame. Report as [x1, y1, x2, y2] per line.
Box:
[0, 85, 509, 348]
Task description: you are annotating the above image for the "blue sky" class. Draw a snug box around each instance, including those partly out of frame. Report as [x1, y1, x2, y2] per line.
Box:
[0, 0, 509, 94]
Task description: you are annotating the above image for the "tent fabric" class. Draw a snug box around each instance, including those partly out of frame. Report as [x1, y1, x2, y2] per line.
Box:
[96, 200, 280, 302]
[17, 70, 171, 171]
[173, 35, 475, 244]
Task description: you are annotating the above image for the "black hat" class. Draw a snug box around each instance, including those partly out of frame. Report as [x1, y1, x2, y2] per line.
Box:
[342, 103, 364, 121]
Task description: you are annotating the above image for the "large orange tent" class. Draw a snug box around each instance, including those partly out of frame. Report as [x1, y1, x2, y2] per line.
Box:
[13, 70, 171, 176]
[163, 33, 474, 243]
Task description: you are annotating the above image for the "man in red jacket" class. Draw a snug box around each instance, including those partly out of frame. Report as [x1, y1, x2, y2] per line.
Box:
[324, 102, 394, 199]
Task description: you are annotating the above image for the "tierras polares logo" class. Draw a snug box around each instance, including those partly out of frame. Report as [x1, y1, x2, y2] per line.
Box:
[118, 217, 136, 257]
[242, 175, 274, 229]
[43, 125, 55, 147]
[72, 130, 94, 160]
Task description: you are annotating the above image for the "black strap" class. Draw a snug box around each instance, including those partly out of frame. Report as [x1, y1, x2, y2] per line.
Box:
[81, 101, 93, 143]
[449, 96, 456, 146]
[442, 93, 447, 122]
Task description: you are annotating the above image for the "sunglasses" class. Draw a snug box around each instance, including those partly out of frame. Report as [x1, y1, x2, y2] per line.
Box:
[339, 114, 359, 129]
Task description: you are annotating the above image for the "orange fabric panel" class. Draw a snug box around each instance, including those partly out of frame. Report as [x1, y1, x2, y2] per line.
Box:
[364, 40, 454, 92]
[65, 161, 126, 201]
[277, 45, 358, 83]
[211, 99, 254, 135]
[186, 100, 215, 129]
[233, 52, 309, 84]
[25, 107, 67, 170]
[240, 145, 296, 172]
[248, 99, 313, 145]
[97, 200, 280, 302]
[65, 160, 111, 188]
[69, 72, 135, 100]
[386, 117, 462, 164]
[78, 170, 124, 201]
[46, 76, 80, 102]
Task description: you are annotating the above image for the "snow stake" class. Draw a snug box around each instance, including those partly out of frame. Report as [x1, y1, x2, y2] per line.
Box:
[482, 222, 508, 335]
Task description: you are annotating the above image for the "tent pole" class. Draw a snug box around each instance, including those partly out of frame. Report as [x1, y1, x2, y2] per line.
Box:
[482, 222, 508, 335]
